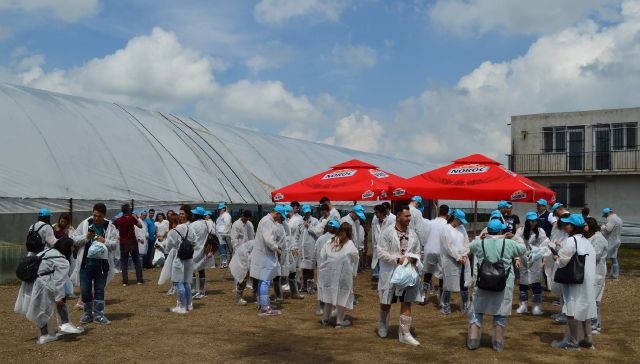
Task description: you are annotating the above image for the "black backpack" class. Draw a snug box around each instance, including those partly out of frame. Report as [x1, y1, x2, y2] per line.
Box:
[554, 237, 586, 284]
[476, 238, 510, 292]
[26, 223, 49, 253]
[16, 248, 59, 283]
[176, 227, 194, 260]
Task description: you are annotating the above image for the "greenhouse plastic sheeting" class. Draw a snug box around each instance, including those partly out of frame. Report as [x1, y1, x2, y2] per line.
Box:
[0, 83, 426, 210]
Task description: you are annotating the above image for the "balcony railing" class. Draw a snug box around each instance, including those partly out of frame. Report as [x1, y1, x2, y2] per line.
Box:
[508, 150, 640, 174]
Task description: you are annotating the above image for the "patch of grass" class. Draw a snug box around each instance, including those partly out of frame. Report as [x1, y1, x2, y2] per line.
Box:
[619, 246, 640, 275]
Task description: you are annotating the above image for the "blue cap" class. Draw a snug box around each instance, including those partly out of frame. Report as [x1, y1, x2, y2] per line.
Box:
[327, 219, 340, 229]
[274, 205, 287, 220]
[487, 219, 507, 233]
[525, 212, 538, 221]
[141, 209, 148, 215]
[411, 196, 423, 204]
[536, 199, 548, 207]
[352, 205, 366, 220]
[301, 204, 312, 214]
[601, 208, 612, 217]
[561, 213, 585, 227]
[38, 208, 51, 217]
[283, 205, 293, 214]
[418, 205, 425, 213]
[191, 206, 206, 216]
[490, 210, 502, 219]
[551, 202, 563, 212]
[204, 210, 212, 216]
[497, 200, 512, 209]
[218, 203, 226, 210]
[452, 209, 467, 225]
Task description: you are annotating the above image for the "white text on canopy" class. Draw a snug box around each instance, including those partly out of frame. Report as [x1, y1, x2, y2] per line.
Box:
[447, 165, 489, 175]
[322, 169, 357, 180]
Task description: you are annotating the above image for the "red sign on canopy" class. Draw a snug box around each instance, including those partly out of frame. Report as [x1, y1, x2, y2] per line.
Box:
[271, 159, 407, 202]
[391, 154, 556, 203]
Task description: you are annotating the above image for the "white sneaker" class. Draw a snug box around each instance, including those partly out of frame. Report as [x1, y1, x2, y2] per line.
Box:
[532, 305, 544, 316]
[192, 292, 202, 300]
[315, 308, 324, 316]
[59, 323, 84, 334]
[188, 303, 194, 311]
[170, 306, 188, 314]
[516, 303, 528, 314]
[236, 297, 247, 306]
[37, 334, 58, 345]
[282, 284, 290, 292]
[399, 333, 421, 346]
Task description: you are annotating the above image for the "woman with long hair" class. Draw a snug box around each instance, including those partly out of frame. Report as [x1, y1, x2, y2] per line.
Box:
[551, 214, 597, 350]
[317, 222, 359, 328]
[583, 217, 608, 334]
[514, 212, 550, 315]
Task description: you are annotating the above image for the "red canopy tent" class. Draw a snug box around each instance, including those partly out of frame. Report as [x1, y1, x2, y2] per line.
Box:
[271, 159, 407, 202]
[391, 154, 556, 203]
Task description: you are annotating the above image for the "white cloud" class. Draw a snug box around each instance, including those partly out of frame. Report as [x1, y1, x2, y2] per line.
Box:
[427, 0, 621, 37]
[331, 44, 377, 68]
[395, 0, 640, 164]
[324, 112, 384, 153]
[254, 0, 351, 25]
[0, 0, 101, 22]
[17, 27, 217, 110]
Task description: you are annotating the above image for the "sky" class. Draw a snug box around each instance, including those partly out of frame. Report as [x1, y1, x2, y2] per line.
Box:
[1, 0, 639, 167]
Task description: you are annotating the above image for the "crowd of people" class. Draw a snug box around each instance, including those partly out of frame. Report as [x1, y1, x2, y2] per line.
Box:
[13, 197, 624, 352]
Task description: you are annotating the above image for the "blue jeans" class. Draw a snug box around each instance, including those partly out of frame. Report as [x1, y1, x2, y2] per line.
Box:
[174, 281, 192, 308]
[372, 263, 380, 279]
[259, 280, 270, 308]
[64, 278, 74, 297]
[79, 265, 107, 302]
[470, 311, 507, 327]
[519, 282, 542, 302]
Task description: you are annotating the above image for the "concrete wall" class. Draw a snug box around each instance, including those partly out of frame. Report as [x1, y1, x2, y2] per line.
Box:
[511, 107, 640, 155]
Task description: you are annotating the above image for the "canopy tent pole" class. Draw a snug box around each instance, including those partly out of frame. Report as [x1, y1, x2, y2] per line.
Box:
[473, 200, 478, 237]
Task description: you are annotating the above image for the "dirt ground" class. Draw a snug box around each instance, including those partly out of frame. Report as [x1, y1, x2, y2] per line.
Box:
[1, 248, 639, 363]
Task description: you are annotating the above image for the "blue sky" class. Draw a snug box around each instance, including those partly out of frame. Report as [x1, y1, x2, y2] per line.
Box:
[1, 0, 638, 165]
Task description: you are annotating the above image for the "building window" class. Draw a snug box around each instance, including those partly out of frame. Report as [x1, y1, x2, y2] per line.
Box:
[542, 126, 567, 153]
[550, 183, 586, 207]
[612, 123, 637, 150]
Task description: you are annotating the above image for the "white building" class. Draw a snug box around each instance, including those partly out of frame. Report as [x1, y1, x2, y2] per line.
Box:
[509, 107, 639, 241]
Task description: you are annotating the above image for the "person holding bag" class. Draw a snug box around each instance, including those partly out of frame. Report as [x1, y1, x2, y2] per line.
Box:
[551, 214, 597, 350]
[467, 219, 524, 352]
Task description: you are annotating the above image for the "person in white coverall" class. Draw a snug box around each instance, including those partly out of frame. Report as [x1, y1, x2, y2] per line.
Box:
[215, 203, 233, 267]
[422, 204, 449, 301]
[408, 196, 428, 253]
[294, 204, 319, 293]
[600, 208, 623, 279]
[551, 214, 597, 351]
[514, 212, 550, 316]
[314, 219, 340, 316]
[371, 204, 393, 282]
[15, 237, 84, 345]
[250, 206, 286, 316]
[377, 205, 423, 347]
[318, 222, 359, 328]
[440, 209, 471, 315]
[157, 205, 196, 314]
[190, 207, 215, 299]
[584, 217, 607, 334]
[231, 210, 255, 250]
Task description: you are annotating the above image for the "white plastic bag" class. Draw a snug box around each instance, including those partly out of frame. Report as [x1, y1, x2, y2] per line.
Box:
[390, 260, 419, 289]
[152, 249, 165, 267]
[87, 241, 107, 259]
[138, 240, 148, 255]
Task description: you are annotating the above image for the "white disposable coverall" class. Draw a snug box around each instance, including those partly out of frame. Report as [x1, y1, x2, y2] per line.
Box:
[70, 217, 119, 286]
[14, 248, 69, 328]
[556, 234, 597, 321]
[230, 240, 255, 283]
[601, 214, 623, 259]
[421, 216, 447, 277]
[377, 225, 423, 304]
[158, 223, 195, 285]
[317, 239, 359, 309]
[191, 219, 214, 271]
[250, 214, 280, 282]
[514, 227, 550, 285]
[440, 224, 471, 292]
[371, 215, 393, 269]
[588, 232, 608, 302]
[294, 216, 319, 270]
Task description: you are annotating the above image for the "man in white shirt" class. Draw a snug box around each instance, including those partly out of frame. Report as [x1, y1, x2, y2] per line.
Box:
[371, 204, 393, 283]
[421, 204, 449, 301]
[409, 196, 428, 253]
[601, 208, 623, 279]
[320, 197, 341, 221]
[27, 208, 57, 252]
[215, 203, 233, 268]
